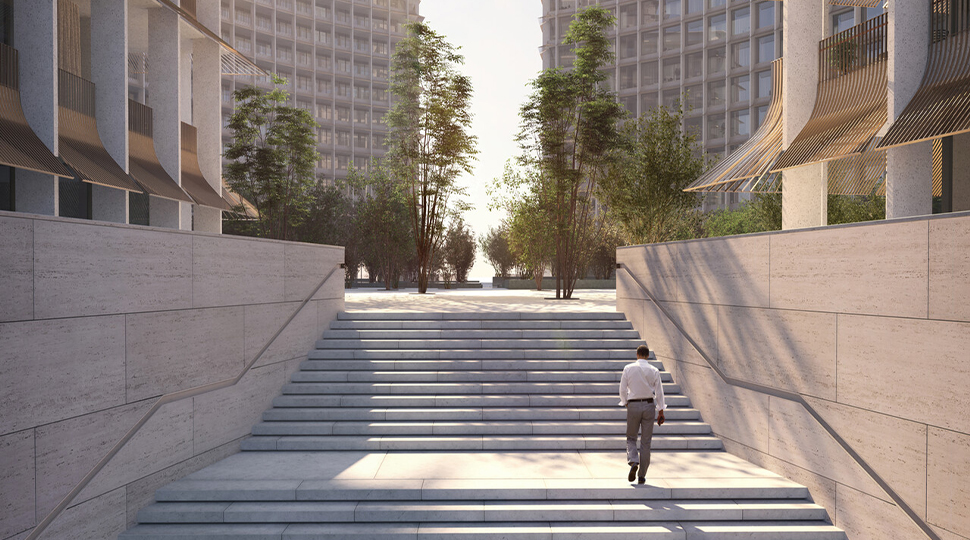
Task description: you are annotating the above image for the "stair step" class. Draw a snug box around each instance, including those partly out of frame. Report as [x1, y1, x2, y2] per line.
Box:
[154, 477, 811, 502]
[330, 320, 634, 330]
[290, 370, 652, 383]
[322, 329, 642, 340]
[300, 359, 662, 372]
[316, 339, 646, 350]
[262, 407, 702, 422]
[280, 382, 681, 395]
[250, 421, 713, 436]
[337, 312, 627, 321]
[239, 434, 724, 451]
[136, 499, 829, 524]
[306, 349, 645, 360]
[270, 395, 693, 408]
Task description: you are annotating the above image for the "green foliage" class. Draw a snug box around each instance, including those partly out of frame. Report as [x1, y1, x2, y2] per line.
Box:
[703, 192, 782, 238]
[491, 164, 556, 291]
[291, 180, 362, 286]
[588, 215, 625, 279]
[479, 223, 516, 278]
[349, 166, 414, 290]
[598, 101, 706, 245]
[515, 6, 626, 298]
[827, 194, 885, 225]
[442, 216, 476, 283]
[384, 21, 478, 293]
[224, 75, 319, 240]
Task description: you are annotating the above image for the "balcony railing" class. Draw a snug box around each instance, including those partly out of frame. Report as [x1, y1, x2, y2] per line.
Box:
[819, 13, 888, 81]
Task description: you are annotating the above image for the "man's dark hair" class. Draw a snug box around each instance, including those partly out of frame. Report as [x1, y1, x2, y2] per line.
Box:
[636, 344, 649, 358]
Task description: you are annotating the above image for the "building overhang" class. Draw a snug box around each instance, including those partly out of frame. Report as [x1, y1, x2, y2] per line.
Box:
[128, 100, 195, 203]
[180, 122, 232, 211]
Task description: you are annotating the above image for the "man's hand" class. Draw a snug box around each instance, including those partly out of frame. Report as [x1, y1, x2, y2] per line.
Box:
[657, 410, 665, 426]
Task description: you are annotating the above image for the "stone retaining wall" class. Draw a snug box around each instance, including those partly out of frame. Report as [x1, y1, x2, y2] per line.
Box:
[617, 211, 970, 540]
[0, 211, 345, 540]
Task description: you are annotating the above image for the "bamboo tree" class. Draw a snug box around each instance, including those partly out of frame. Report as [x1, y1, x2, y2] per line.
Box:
[384, 22, 478, 294]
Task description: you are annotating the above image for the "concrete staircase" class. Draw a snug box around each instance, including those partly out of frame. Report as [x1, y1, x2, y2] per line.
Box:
[120, 311, 846, 539]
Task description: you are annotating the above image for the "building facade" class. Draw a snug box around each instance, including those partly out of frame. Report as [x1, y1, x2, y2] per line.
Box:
[0, 0, 249, 233]
[219, 0, 421, 185]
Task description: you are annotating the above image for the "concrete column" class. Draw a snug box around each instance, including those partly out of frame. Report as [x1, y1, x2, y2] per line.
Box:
[781, 0, 828, 229]
[14, 0, 58, 215]
[148, 7, 186, 229]
[178, 34, 195, 227]
[192, 0, 223, 233]
[90, 0, 129, 224]
[885, 1, 932, 219]
[953, 132, 970, 212]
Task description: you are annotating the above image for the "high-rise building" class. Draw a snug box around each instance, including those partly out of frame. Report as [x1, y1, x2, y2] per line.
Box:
[219, 0, 422, 185]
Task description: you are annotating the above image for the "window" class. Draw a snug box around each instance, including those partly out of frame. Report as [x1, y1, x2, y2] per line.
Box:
[755, 104, 769, 129]
[336, 130, 350, 146]
[662, 57, 681, 83]
[757, 35, 775, 64]
[756, 69, 772, 98]
[336, 82, 351, 99]
[620, 34, 638, 59]
[686, 0, 702, 14]
[731, 74, 750, 102]
[317, 79, 332, 95]
[296, 50, 312, 66]
[336, 106, 350, 122]
[757, 1, 774, 29]
[277, 47, 293, 62]
[354, 85, 370, 99]
[707, 46, 726, 74]
[641, 31, 659, 55]
[730, 108, 750, 137]
[354, 38, 368, 52]
[642, 0, 660, 23]
[355, 133, 369, 149]
[864, 6, 885, 21]
[641, 92, 658, 111]
[731, 7, 750, 36]
[731, 40, 750, 69]
[316, 29, 331, 44]
[686, 20, 703, 46]
[354, 63, 370, 77]
[296, 75, 313, 92]
[832, 10, 854, 34]
[664, 0, 681, 19]
[318, 129, 333, 144]
[684, 116, 702, 136]
[708, 14, 726, 42]
[663, 89, 681, 109]
[686, 84, 703, 110]
[641, 61, 659, 85]
[708, 0, 725, 8]
[708, 114, 725, 138]
[620, 65, 638, 90]
[619, 3, 638, 29]
[354, 109, 369, 124]
[317, 103, 332, 119]
[620, 95, 638, 116]
[707, 80, 725, 107]
[277, 21, 292, 36]
[600, 70, 615, 91]
[374, 66, 389, 80]
[663, 25, 681, 51]
[686, 52, 703, 78]
[297, 25, 312, 41]
[337, 59, 351, 74]
[317, 56, 332, 70]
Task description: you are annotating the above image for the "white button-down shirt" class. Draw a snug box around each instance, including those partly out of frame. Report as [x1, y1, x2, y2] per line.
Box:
[618, 355, 666, 410]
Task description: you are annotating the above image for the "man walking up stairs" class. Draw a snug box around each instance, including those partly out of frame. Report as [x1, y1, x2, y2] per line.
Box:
[120, 311, 845, 539]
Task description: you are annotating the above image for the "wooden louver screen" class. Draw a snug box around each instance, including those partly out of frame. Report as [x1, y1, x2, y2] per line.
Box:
[772, 14, 888, 172]
[0, 44, 73, 178]
[685, 58, 784, 194]
[879, 0, 970, 149]
[128, 100, 194, 203]
[180, 122, 232, 211]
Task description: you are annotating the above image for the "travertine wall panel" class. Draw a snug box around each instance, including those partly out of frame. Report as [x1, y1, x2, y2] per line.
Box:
[126, 307, 245, 401]
[0, 213, 344, 540]
[35, 400, 193, 517]
[670, 235, 771, 307]
[927, 428, 970, 535]
[0, 431, 34, 539]
[768, 220, 928, 317]
[837, 314, 970, 435]
[191, 235, 285, 308]
[617, 212, 970, 540]
[928, 216, 970, 322]
[717, 306, 837, 400]
[0, 216, 33, 323]
[32, 220, 193, 319]
[0, 315, 126, 434]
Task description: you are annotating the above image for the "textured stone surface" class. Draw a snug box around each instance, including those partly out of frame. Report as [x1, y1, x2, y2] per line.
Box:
[0, 430, 34, 539]
[769, 220, 928, 317]
[32, 220, 193, 318]
[247, 303, 318, 369]
[0, 315, 126, 434]
[41, 488, 127, 540]
[837, 314, 970, 435]
[35, 400, 193, 516]
[284, 243, 344, 302]
[316, 299, 343, 337]
[717, 306, 837, 400]
[126, 307, 245, 401]
[641, 302, 712, 367]
[191, 235, 285, 308]
[835, 484, 929, 540]
[193, 365, 284, 454]
[0, 215, 33, 323]
[929, 215, 970, 322]
[928, 428, 970, 537]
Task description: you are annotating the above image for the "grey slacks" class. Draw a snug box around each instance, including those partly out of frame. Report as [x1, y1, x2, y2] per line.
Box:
[625, 400, 656, 471]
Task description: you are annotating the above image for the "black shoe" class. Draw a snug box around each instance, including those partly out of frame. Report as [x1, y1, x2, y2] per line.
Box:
[637, 477, 646, 484]
[627, 464, 638, 482]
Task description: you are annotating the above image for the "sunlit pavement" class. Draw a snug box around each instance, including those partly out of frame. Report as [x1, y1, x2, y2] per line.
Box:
[345, 287, 619, 313]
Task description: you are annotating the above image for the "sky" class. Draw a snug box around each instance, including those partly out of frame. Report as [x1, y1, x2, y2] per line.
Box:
[417, 0, 544, 282]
